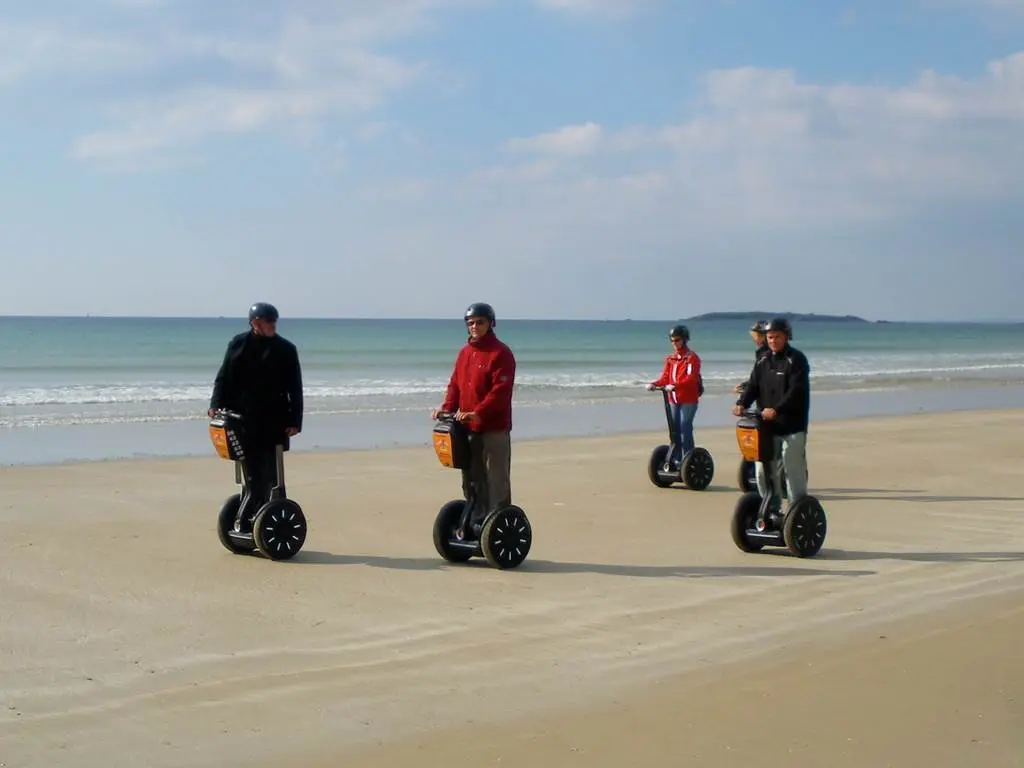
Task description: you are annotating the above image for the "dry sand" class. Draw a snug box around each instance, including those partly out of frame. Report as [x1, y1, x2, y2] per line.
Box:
[1, 409, 1022, 767]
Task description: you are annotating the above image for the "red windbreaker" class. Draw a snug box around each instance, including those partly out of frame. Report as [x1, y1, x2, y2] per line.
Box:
[441, 332, 516, 432]
[652, 348, 702, 405]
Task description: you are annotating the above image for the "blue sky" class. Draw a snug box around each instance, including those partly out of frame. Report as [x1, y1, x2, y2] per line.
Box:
[2, 0, 1022, 321]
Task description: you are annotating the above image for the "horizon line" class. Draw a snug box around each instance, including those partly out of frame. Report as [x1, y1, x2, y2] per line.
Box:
[2, 313, 1023, 324]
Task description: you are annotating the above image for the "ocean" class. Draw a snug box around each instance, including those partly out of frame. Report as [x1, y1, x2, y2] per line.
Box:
[2, 315, 1023, 466]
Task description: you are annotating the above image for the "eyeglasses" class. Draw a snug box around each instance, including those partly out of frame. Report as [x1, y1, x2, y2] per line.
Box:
[670, 337, 683, 343]
[466, 319, 488, 327]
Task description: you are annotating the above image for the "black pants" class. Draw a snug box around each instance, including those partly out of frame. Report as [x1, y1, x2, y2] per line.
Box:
[460, 430, 512, 526]
[238, 443, 279, 524]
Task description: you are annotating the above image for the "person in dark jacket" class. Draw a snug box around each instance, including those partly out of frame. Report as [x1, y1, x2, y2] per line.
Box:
[432, 302, 516, 536]
[732, 317, 809, 505]
[209, 302, 304, 516]
[733, 320, 770, 396]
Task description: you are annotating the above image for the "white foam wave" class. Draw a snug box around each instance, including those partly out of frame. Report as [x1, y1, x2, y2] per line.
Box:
[1, 361, 1022, 408]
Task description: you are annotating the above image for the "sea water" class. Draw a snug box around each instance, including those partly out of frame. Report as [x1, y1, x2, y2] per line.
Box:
[1, 316, 1022, 466]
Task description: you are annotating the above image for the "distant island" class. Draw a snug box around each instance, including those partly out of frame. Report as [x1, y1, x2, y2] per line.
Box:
[684, 311, 881, 324]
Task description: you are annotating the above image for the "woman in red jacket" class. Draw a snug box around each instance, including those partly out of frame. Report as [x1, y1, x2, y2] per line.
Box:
[647, 324, 703, 466]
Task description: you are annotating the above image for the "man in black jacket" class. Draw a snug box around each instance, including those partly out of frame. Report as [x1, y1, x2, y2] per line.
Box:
[732, 317, 809, 504]
[733, 320, 770, 396]
[209, 302, 304, 518]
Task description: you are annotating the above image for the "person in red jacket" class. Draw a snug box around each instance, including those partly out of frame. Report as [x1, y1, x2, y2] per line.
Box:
[647, 324, 703, 466]
[431, 302, 517, 531]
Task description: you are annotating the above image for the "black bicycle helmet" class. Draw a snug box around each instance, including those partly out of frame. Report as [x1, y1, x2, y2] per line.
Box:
[248, 302, 279, 322]
[764, 316, 792, 339]
[464, 302, 496, 326]
[669, 324, 690, 343]
[750, 320, 767, 333]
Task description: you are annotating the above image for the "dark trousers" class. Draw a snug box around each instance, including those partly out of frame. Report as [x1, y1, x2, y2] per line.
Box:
[238, 443, 279, 525]
[461, 430, 512, 525]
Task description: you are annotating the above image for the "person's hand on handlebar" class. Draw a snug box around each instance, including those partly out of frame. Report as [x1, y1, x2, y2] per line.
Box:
[732, 404, 744, 417]
[455, 410, 478, 424]
[761, 408, 776, 420]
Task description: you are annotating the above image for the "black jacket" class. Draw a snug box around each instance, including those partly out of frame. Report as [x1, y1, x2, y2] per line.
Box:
[737, 344, 810, 435]
[737, 343, 772, 397]
[210, 331, 304, 449]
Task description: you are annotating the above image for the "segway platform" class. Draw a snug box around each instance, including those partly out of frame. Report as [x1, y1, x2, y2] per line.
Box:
[646, 386, 714, 491]
[730, 413, 825, 558]
[431, 413, 532, 569]
[209, 411, 308, 561]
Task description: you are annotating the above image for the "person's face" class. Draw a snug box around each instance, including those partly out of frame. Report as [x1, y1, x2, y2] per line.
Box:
[767, 330, 787, 353]
[750, 331, 765, 346]
[670, 335, 685, 351]
[251, 317, 277, 337]
[467, 316, 491, 340]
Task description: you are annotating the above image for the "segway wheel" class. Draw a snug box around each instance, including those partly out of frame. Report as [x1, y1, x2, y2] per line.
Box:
[432, 500, 474, 563]
[481, 505, 532, 570]
[253, 499, 307, 561]
[681, 447, 714, 491]
[647, 445, 674, 488]
[737, 459, 756, 492]
[730, 492, 765, 553]
[217, 494, 255, 554]
[783, 496, 827, 558]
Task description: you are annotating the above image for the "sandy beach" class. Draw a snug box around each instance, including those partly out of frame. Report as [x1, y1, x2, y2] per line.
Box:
[1, 409, 1022, 767]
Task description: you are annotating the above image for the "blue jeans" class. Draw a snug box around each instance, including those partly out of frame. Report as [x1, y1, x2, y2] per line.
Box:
[670, 402, 698, 464]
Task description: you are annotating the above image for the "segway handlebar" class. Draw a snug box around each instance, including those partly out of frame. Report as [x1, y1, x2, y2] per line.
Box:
[210, 408, 244, 420]
[433, 410, 457, 422]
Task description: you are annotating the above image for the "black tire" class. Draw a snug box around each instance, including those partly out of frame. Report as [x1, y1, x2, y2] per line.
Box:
[681, 447, 714, 491]
[253, 499, 307, 561]
[648, 445, 674, 488]
[481, 505, 532, 570]
[730, 492, 765, 553]
[217, 494, 255, 554]
[783, 496, 827, 558]
[433, 500, 474, 563]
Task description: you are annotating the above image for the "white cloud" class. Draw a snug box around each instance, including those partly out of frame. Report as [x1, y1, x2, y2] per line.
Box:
[533, 0, 660, 17]
[479, 52, 1024, 234]
[504, 122, 604, 155]
[0, 1, 476, 162]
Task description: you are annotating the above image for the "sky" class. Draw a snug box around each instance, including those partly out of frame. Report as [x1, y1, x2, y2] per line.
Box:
[1, 0, 1022, 322]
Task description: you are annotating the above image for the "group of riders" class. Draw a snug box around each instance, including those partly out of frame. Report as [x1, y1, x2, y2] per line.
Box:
[208, 304, 811, 527]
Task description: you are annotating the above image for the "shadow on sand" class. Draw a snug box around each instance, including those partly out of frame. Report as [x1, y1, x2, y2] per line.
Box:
[291, 550, 876, 578]
[815, 487, 1024, 504]
[816, 549, 1024, 564]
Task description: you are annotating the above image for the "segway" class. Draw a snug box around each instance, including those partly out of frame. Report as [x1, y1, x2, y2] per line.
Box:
[730, 412, 826, 558]
[738, 457, 800, 494]
[647, 385, 715, 490]
[738, 435, 790, 495]
[208, 410, 308, 561]
[430, 412, 532, 569]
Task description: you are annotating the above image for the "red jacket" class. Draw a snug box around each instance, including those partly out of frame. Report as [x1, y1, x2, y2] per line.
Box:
[652, 348, 702, 405]
[441, 332, 516, 432]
